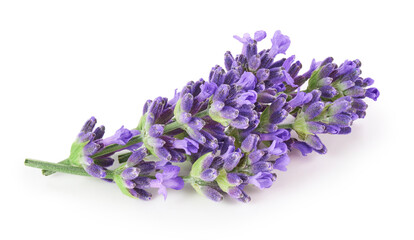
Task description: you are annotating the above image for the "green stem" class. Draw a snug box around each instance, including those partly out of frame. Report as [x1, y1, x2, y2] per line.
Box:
[277, 123, 293, 129]
[42, 159, 69, 176]
[163, 121, 182, 133]
[194, 109, 209, 118]
[25, 159, 114, 179]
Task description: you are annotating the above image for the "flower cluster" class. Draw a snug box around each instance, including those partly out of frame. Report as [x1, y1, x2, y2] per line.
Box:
[59, 29, 380, 202]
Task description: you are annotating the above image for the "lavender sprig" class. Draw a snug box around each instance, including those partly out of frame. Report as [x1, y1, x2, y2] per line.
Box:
[25, 29, 380, 202]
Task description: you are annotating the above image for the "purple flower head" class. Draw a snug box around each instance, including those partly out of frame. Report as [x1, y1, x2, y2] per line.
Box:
[150, 165, 184, 200]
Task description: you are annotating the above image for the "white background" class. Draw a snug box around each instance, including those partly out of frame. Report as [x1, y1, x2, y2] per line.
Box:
[1, 0, 413, 239]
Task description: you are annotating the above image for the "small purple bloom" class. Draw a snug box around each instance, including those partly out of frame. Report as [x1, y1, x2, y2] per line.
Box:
[249, 172, 276, 189]
[101, 126, 139, 146]
[273, 154, 290, 171]
[365, 87, 380, 101]
[269, 30, 291, 57]
[150, 165, 184, 200]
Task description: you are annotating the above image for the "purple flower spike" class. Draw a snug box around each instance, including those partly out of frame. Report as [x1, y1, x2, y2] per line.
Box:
[32, 29, 379, 203]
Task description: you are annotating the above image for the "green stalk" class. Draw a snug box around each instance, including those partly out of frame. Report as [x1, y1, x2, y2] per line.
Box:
[42, 159, 69, 176]
[25, 159, 114, 179]
[277, 123, 293, 129]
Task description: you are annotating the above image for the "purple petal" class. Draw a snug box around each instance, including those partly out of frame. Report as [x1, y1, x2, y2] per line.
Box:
[181, 93, 194, 113]
[273, 154, 290, 171]
[162, 165, 180, 179]
[365, 87, 380, 101]
[129, 188, 152, 201]
[254, 30, 267, 41]
[162, 177, 185, 190]
[304, 101, 324, 120]
[236, 72, 257, 91]
[241, 134, 260, 152]
[121, 167, 140, 180]
[81, 117, 97, 133]
[292, 141, 313, 156]
[126, 148, 148, 167]
[201, 186, 223, 202]
[200, 168, 218, 181]
[173, 138, 199, 155]
[148, 124, 164, 138]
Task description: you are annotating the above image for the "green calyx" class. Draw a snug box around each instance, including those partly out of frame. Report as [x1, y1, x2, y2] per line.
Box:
[113, 163, 135, 198]
[190, 152, 213, 178]
[256, 104, 271, 132]
[215, 169, 236, 193]
[292, 112, 313, 140]
[305, 67, 322, 92]
[208, 108, 232, 127]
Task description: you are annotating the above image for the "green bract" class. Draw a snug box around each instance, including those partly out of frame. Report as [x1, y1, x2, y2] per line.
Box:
[68, 139, 89, 166]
